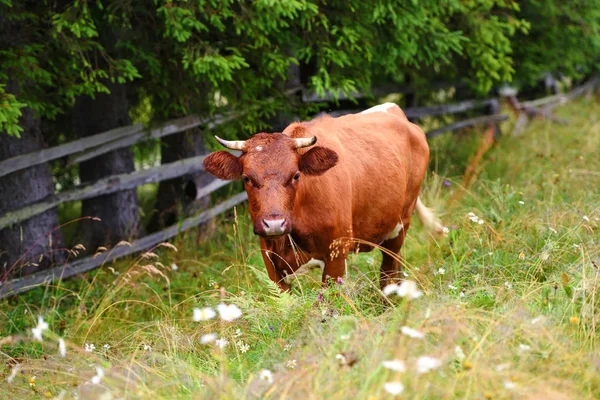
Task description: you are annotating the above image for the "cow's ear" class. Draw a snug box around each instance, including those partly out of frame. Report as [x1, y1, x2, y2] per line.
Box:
[299, 146, 338, 176]
[203, 151, 242, 180]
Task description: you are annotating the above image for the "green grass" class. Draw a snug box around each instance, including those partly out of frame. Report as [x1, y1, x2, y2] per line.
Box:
[1, 97, 599, 399]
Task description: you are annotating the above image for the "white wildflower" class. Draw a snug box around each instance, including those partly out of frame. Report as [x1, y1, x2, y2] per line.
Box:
[496, 363, 510, 371]
[193, 307, 216, 321]
[583, 216, 590, 222]
[531, 317, 543, 325]
[383, 382, 404, 396]
[518, 201, 525, 205]
[259, 369, 273, 384]
[103, 344, 111, 350]
[215, 337, 229, 349]
[401, 326, 425, 339]
[518, 344, 531, 351]
[416, 356, 442, 374]
[442, 226, 450, 234]
[171, 263, 178, 271]
[286, 359, 297, 369]
[340, 334, 350, 341]
[31, 315, 49, 342]
[391, 280, 423, 299]
[382, 360, 406, 372]
[233, 328, 243, 338]
[85, 343, 96, 352]
[382, 283, 400, 296]
[425, 307, 432, 319]
[143, 344, 152, 351]
[478, 219, 484, 225]
[336, 353, 347, 365]
[504, 380, 516, 390]
[91, 366, 104, 385]
[59, 338, 67, 357]
[200, 333, 217, 344]
[238, 342, 250, 353]
[448, 284, 458, 290]
[284, 343, 293, 351]
[549, 227, 557, 234]
[454, 346, 466, 361]
[216, 303, 242, 322]
[437, 267, 446, 275]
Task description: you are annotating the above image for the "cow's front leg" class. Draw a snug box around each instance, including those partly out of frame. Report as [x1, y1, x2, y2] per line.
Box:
[322, 254, 347, 286]
[260, 250, 290, 291]
[380, 220, 411, 289]
[259, 237, 298, 292]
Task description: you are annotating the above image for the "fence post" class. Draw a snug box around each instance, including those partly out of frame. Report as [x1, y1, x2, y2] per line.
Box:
[485, 98, 502, 138]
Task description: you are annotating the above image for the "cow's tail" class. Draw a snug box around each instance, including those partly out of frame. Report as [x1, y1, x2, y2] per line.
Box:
[415, 197, 446, 237]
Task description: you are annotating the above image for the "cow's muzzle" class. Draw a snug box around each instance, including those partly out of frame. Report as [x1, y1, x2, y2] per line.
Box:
[255, 215, 291, 237]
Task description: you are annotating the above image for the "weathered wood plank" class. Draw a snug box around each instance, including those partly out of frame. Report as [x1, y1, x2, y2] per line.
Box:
[316, 98, 498, 120]
[0, 123, 144, 178]
[0, 154, 221, 229]
[68, 86, 304, 164]
[426, 114, 508, 139]
[302, 81, 466, 103]
[0, 87, 304, 176]
[565, 75, 599, 100]
[510, 76, 598, 112]
[68, 113, 234, 165]
[404, 98, 497, 119]
[520, 93, 568, 109]
[0, 191, 248, 299]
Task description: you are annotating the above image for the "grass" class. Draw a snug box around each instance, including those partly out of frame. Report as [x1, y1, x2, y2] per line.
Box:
[1, 96, 599, 399]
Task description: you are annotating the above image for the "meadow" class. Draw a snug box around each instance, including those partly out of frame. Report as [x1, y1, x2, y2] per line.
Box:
[1, 97, 599, 399]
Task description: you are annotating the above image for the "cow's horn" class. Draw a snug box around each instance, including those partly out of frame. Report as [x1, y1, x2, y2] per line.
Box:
[293, 136, 317, 148]
[215, 135, 246, 150]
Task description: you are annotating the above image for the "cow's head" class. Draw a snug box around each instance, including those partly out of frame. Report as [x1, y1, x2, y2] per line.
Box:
[202, 132, 338, 238]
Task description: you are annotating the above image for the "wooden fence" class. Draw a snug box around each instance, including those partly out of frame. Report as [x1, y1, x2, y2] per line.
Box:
[0, 77, 597, 299]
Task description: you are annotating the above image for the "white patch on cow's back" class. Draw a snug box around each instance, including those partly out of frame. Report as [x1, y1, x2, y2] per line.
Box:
[361, 102, 396, 114]
[386, 222, 404, 240]
[255, 146, 263, 151]
[283, 258, 325, 284]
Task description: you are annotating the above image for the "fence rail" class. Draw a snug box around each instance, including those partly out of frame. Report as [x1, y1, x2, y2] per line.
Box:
[0, 86, 304, 178]
[1, 76, 597, 299]
[425, 114, 508, 139]
[0, 123, 144, 178]
[0, 154, 226, 229]
[0, 192, 248, 299]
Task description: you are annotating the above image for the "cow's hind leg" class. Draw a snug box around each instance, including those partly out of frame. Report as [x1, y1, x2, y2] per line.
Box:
[379, 220, 411, 290]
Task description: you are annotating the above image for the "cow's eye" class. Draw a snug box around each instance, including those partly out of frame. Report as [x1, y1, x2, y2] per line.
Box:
[242, 176, 250, 184]
[293, 172, 301, 181]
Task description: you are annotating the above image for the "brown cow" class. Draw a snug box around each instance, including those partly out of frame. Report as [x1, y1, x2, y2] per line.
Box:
[203, 102, 444, 291]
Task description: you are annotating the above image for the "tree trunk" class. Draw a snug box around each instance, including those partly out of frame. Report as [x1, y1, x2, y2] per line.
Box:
[148, 129, 213, 232]
[0, 81, 66, 279]
[72, 83, 141, 250]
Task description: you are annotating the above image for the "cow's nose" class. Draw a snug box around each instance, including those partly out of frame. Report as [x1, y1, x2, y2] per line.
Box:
[262, 217, 288, 236]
